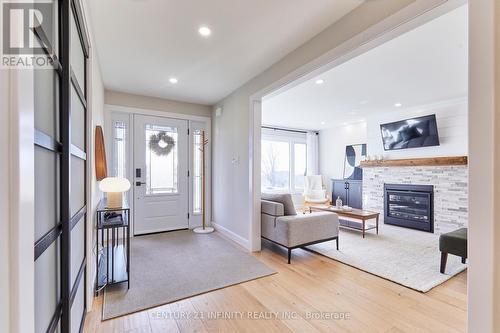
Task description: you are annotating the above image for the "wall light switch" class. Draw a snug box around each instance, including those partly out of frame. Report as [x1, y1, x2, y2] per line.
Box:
[215, 107, 223, 117]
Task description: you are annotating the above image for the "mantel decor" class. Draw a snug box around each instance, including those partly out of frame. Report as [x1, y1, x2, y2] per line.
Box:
[360, 156, 468, 168]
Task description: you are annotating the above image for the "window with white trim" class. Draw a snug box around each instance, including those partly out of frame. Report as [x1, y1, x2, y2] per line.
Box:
[112, 120, 126, 178]
[261, 128, 307, 193]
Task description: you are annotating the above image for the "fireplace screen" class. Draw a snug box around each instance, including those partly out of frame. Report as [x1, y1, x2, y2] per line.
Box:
[384, 184, 434, 232]
[387, 192, 430, 222]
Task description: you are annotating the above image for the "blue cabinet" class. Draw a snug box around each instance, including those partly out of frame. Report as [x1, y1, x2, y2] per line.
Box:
[331, 179, 363, 209]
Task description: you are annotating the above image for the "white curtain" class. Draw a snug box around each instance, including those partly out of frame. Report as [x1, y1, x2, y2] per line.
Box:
[306, 131, 319, 176]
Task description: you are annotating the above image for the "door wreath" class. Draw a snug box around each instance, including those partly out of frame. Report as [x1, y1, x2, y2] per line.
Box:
[149, 131, 175, 156]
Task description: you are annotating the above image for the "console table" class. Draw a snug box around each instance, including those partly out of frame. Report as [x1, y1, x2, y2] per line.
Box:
[310, 205, 380, 238]
[95, 198, 130, 295]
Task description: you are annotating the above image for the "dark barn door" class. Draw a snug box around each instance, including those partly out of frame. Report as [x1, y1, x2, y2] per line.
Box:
[33, 1, 89, 332]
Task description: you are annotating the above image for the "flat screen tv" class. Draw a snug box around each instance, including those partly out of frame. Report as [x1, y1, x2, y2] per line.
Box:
[380, 114, 440, 151]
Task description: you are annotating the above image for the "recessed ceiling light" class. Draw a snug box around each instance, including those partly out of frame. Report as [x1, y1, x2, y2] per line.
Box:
[394, 103, 402, 107]
[198, 26, 211, 37]
[169, 77, 178, 84]
[315, 79, 324, 85]
[321, 121, 326, 125]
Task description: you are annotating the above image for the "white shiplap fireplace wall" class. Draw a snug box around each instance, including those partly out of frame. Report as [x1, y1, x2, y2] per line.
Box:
[362, 98, 468, 234]
[363, 166, 468, 234]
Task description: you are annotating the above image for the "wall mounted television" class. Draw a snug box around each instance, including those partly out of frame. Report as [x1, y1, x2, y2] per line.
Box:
[380, 114, 440, 151]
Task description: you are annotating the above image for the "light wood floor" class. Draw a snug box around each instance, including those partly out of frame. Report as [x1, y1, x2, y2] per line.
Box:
[84, 240, 467, 333]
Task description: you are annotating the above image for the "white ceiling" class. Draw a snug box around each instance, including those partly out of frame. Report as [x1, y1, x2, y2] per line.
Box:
[262, 5, 468, 131]
[87, 0, 363, 105]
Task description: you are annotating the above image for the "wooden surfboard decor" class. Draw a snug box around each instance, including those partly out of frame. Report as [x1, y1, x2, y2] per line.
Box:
[95, 125, 108, 181]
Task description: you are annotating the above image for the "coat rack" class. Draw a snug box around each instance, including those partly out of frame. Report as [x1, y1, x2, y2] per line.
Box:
[193, 130, 214, 234]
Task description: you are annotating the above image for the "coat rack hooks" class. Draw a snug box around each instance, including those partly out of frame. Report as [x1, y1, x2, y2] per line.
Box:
[193, 130, 214, 234]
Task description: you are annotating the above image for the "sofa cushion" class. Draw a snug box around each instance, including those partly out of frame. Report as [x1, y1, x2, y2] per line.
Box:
[261, 212, 339, 247]
[261, 193, 297, 216]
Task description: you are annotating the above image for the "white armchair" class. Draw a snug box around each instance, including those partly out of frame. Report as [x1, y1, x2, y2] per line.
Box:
[303, 175, 329, 204]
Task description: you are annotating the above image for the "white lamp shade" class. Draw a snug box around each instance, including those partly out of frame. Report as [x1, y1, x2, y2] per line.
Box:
[99, 177, 131, 193]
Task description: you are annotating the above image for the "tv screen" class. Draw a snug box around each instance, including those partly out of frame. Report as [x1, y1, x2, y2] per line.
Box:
[380, 114, 440, 151]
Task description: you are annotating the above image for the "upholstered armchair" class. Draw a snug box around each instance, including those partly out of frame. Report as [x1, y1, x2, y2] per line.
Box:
[303, 175, 329, 204]
[261, 193, 339, 263]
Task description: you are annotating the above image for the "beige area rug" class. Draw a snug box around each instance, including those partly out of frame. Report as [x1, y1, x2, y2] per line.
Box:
[103, 230, 275, 320]
[306, 223, 467, 292]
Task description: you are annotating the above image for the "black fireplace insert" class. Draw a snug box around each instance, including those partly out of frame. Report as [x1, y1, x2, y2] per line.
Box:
[384, 184, 434, 232]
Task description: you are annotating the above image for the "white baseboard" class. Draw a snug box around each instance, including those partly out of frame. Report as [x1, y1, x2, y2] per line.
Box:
[212, 221, 251, 251]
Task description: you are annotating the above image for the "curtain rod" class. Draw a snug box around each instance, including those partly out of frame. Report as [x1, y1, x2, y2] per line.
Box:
[262, 126, 317, 135]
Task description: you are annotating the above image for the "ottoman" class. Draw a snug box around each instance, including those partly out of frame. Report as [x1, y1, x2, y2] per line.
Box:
[439, 227, 467, 274]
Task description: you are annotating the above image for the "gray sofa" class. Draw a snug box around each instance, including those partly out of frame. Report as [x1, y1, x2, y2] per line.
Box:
[261, 195, 339, 263]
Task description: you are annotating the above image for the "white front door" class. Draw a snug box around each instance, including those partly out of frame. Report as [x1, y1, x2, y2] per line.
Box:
[133, 114, 189, 235]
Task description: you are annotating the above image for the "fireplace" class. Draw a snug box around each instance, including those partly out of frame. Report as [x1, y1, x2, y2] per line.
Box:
[384, 184, 434, 232]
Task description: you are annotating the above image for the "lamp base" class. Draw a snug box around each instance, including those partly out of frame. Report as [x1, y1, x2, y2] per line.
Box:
[106, 192, 123, 208]
[193, 226, 215, 234]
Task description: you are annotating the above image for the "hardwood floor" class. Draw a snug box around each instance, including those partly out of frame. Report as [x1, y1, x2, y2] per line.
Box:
[84, 240, 467, 333]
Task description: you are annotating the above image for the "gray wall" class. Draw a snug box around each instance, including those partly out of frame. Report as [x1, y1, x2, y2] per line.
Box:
[82, 0, 106, 312]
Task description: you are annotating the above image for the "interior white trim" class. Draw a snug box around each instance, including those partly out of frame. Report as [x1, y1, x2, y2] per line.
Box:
[104, 104, 212, 236]
[212, 222, 251, 251]
[249, 100, 262, 251]
[105, 104, 212, 122]
[468, 0, 497, 331]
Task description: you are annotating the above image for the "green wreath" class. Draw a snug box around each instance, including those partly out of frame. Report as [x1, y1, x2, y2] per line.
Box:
[149, 131, 175, 156]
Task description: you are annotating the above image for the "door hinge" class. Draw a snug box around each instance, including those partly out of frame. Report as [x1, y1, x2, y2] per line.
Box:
[188, 213, 190, 219]
[187, 128, 190, 135]
[187, 170, 190, 177]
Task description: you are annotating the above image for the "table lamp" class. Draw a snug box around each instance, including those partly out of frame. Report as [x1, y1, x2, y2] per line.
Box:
[99, 177, 131, 208]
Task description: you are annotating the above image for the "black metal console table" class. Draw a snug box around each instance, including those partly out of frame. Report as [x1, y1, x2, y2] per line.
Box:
[95, 198, 130, 295]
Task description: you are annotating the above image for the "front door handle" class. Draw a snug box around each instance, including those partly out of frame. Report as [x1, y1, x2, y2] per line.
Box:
[136, 181, 146, 186]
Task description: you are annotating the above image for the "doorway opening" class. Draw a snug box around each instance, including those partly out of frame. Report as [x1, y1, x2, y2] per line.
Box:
[253, 0, 469, 296]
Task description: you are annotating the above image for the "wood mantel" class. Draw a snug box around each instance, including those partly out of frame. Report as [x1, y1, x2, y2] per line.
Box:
[360, 156, 468, 168]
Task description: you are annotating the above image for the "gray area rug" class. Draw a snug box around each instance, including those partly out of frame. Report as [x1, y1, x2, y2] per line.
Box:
[307, 223, 467, 292]
[103, 231, 275, 320]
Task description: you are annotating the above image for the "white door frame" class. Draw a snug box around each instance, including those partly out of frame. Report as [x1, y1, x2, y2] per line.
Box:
[133, 114, 189, 235]
[104, 104, 212, 236]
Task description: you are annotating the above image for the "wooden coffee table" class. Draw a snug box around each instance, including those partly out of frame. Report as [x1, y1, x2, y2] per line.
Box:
[309, 205, 380, 238]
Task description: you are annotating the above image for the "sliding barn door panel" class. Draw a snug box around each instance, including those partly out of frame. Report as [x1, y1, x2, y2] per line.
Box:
[70, 218, 85, 287]
[70, 155, 85, 215]
[35, 240, 60, 333]
[70, 277, 85, 333]
[33, 1, 90, 332]
[34, 70, 59, 137]
[70, 14, 85, 86]
[34, 148, 60, 240]
[70, 88, 85, 149]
